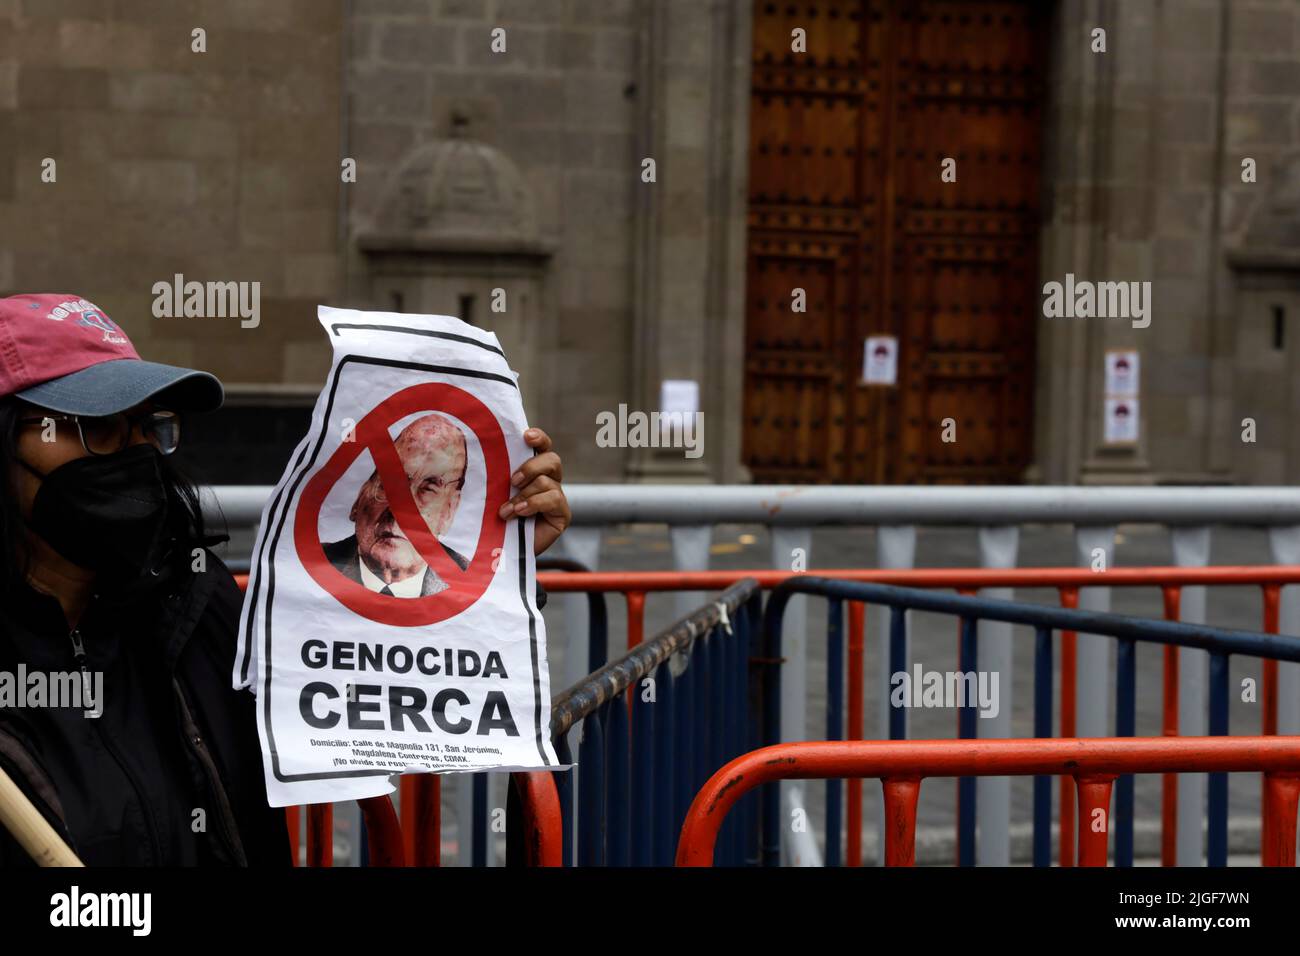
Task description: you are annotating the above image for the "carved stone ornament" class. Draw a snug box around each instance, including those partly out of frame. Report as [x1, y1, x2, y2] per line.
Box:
[357, 108, 546, 255]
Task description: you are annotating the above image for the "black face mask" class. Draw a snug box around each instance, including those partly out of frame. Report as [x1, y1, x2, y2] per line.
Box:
[20, 443, 174, 585]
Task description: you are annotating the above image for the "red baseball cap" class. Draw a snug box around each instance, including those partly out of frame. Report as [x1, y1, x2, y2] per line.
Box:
[0, 293, 223, 416]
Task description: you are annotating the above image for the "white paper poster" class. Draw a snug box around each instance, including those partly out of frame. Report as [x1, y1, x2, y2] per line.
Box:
[1105, 349, 1140, 397]
[863, 336, 898, 385]
[660, 378, 699, 416]
[236, 306, 560, 807]
[1104, 398, 1140, 445]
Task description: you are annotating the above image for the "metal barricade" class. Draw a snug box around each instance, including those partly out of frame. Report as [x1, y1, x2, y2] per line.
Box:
[759, 578, 1300, 867]
[540, 564, 1300, 865]
[213, 482, 1300, 865]
[676, 737, 1300, 868]
[507, 579, 763, 865]
[236, 566, 1300, 866]
[292, 798, 405, 867]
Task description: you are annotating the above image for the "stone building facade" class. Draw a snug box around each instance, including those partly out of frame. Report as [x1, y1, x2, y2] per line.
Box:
[1, 0, 1298, 486]
[1035, 0, 1300, 486]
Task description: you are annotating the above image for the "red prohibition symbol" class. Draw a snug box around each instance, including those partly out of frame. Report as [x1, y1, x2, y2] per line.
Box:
[294, 382, 510, 627]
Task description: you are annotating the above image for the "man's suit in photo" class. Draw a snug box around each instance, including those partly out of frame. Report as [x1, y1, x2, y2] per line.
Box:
[322, 534, 469, 596]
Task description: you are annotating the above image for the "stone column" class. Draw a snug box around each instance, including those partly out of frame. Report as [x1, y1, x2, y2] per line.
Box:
[1036, 0, 1243, 485]
[626, 0, 752, 483]
[1036, 0, 1153, 484]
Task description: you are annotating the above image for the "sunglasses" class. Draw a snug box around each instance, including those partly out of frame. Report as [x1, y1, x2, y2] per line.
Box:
[18, 409, 182, 457]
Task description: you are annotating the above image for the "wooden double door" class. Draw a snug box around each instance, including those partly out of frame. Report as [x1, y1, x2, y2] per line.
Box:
[742, 0, 1049, 484]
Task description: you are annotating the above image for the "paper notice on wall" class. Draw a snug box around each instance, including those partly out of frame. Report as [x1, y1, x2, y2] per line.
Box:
[863, 336, 898, 385]
[236, 306, 561, 807]
[1105, 349, 1140, 397]
[1104, 398, 1140, 445]
[660, 379, 699, 416]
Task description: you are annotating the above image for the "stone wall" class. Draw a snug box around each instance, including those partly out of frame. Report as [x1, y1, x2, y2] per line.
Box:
[1220, 0, 1300, 484]
[0, 0, 346, 398]
[6, 0, 1297, 485]
[1035, 0, 1300, 485]
[345, 0, 642, 481]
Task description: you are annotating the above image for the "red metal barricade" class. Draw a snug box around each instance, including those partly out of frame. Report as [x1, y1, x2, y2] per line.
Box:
[292, 797, 406, 867]
[399, 775, 441, 866]
[510, 771, 564, 866]
[675, 737, 1300, 867]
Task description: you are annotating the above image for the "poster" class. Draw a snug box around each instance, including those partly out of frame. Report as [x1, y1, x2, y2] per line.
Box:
[1105, 349, 1140, 397]
[863, 335, 898, 385]
[236, 306, 560, 807]
[660, 378, 699, 416]
[1104, 398, 1140, 445]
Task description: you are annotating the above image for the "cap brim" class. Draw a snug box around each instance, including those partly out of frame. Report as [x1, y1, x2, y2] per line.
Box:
[16, 358, 225, 416]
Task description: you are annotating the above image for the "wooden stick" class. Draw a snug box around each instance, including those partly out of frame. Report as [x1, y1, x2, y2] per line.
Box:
[0, 764, 83, 866]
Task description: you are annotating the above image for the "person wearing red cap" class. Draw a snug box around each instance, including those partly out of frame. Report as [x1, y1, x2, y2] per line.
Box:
[0, 293, 572, 866]
[0, 293, 291, 865]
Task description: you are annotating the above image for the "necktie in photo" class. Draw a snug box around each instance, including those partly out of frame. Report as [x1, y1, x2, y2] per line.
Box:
[380, 585, 394, 596]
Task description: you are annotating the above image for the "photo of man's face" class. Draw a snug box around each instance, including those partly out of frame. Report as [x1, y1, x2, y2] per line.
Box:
[349, 413, 467, 585]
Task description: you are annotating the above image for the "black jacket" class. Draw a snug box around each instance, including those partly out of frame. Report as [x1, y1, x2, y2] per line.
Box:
[0, 552, 291, 866]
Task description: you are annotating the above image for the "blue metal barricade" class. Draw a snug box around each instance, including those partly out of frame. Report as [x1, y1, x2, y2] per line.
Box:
[536, 579, 761, 865]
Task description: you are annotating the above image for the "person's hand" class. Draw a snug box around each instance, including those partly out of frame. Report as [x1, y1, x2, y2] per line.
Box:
[497, 427, 571, 556]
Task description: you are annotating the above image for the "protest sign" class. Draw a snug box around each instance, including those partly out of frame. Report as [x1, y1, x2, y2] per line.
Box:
[862, 335, 898, 385]
[1103, 398, 1140, 445]
[237, 307, 560, 807]
[1104, 349, 1140, 398]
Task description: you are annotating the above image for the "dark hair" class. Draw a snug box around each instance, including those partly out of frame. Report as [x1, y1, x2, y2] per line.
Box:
[0, 395, 222, 598]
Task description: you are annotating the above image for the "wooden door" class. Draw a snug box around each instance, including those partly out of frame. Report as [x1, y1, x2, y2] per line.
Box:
[743, 0, 1048, 483]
